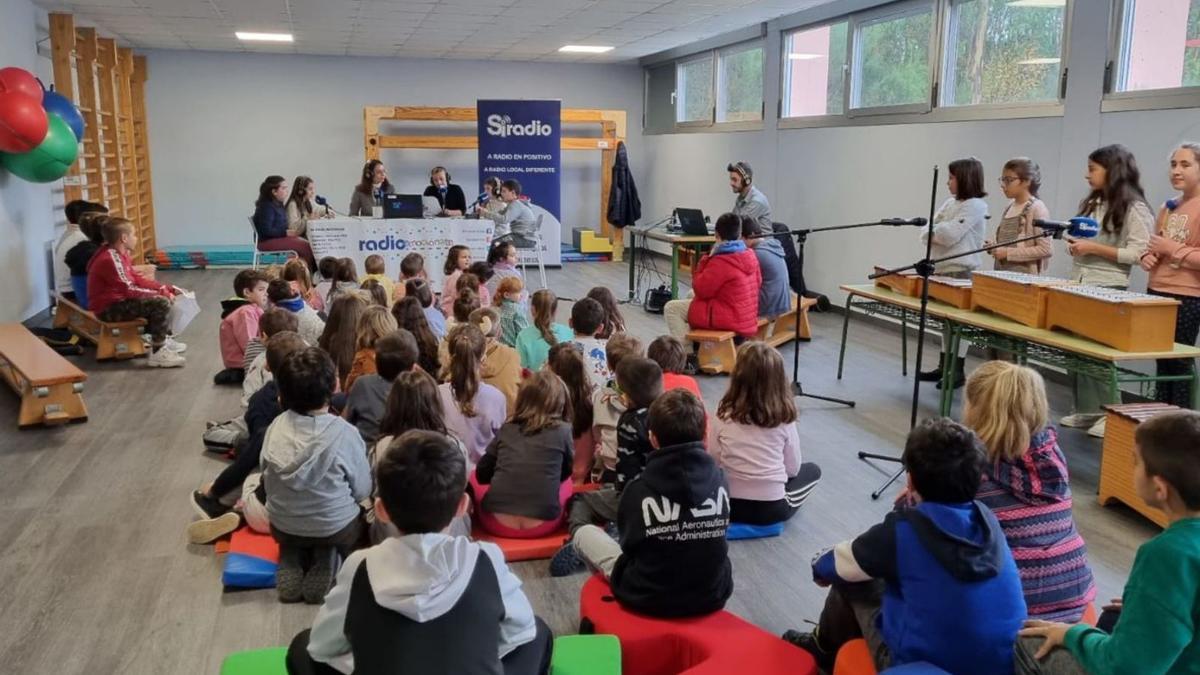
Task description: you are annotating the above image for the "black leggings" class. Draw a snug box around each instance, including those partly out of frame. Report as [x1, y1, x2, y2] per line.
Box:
[1150, 289, 1200, 408]
[729, 463, 822, 525]
[209, 431, 263, 498]
[285, 616, 553, 675]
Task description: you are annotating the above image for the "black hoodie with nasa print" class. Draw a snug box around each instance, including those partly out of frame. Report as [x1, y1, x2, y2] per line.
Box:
[610, 440, 734, 618]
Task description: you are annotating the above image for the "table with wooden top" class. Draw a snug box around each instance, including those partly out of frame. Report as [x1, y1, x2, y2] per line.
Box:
[838, 283, 1200, 416]
[626, 227, 715, 300]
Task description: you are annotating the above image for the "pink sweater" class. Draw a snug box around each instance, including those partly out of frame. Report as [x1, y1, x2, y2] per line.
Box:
[1148, 199, 1200, 297]
[708, 415, 801, 502]
[219, 304, 264, 368]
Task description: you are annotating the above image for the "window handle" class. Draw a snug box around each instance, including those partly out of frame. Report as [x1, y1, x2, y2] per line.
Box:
[1059, 67, 1069, 100]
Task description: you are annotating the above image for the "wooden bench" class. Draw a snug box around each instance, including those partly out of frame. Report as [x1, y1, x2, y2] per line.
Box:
[685, 329, 738, 374]
[53, 294, 146, 360]
[755, 295, 817, 347]
[0, 324, 88, 428]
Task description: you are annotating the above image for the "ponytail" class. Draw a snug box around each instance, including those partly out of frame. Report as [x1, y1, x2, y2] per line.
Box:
[531, 289, 559, 346]
[447, 324, 485, 417]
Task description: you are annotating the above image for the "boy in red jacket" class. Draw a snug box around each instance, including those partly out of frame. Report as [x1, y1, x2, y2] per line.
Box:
[86, 216, 185, 368]
[663, 212, 761, 371]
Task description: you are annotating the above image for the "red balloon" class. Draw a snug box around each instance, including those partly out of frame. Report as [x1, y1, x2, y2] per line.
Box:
[0, 90, 49, 153]
[0, 67, 43, 103]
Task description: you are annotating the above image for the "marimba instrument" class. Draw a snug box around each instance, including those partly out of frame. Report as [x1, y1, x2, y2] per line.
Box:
[926, 276, 973, 309]
[1045, 285, 1180, 352]
[970, 271, 1074, 328]
[872, 266, 921, 297]
[1099, 402, 1181, 528]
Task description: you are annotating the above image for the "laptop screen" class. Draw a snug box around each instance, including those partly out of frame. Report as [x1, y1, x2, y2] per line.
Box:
[383, 194, 424, 219]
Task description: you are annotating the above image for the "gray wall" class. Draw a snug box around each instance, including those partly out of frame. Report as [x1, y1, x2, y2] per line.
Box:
[637, 2, 1200, 301]
[141, 50, 644, 249]
[0, 0, 56, 322]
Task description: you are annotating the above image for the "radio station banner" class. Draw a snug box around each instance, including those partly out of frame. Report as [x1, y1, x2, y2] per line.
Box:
[477, 99, 562, 221]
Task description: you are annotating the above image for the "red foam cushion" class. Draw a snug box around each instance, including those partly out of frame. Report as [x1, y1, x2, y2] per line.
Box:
[579, 575, 817, 675]
[227, 527, 280, 564]
[833, 639, 877, 675]
[472, 524, 568, 562]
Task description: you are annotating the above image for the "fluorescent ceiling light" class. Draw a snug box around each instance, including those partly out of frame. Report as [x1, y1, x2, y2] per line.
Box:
[558, 45, 613, 53]
[1007, 0, 1066, 7]
[788, 53, 825, 60]
[1017, 57, 1061, 65]
[235, 31, 293, 42]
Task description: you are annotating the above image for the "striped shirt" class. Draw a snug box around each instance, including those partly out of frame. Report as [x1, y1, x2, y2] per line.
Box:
[976, 426, 1097, 621]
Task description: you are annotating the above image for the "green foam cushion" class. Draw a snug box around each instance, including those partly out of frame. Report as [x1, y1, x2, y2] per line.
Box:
[551, 634, 622, 675]
[220, 647, 288, 675]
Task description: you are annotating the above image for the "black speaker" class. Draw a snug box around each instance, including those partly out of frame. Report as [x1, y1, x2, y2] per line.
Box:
[643, 285, 672, 314]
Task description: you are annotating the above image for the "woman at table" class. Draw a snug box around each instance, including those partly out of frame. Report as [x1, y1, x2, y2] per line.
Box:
[349, 159, 393, 217]
[285, 175, 333, 238]
[423, 166, 467, 217]
[479, 179, 538, 246]
[253, 175, 315, 270]
[1142, 143, 1200, 409]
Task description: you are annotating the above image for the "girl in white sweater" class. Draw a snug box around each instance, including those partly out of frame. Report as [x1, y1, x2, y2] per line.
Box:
[917, 157, 989, 389]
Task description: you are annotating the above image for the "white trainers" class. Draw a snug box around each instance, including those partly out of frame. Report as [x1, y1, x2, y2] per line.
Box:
[1087, 417, 1107, 439]
[187, 512, 241, 545]
[164, 337, 187, 353]
[146, 346, 186, 368]
[1059, 413, 1103, 428]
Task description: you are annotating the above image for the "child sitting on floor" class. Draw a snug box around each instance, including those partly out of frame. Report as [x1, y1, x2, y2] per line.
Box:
[551, 356, 663, 577]
[587, 333, 643, 484]
[446, 285, 481, 336]
[1017, 410, 1200, 674]
[392, 295, 441, 379]
[344, 329, 418, 445]
[547, 343, 597, 484]
[319, 293, 369, 391]
[284, 258, 324, 314]
[326, 257, 359, 305]
[359, 279, 389, 308]
[472, 369, 575, 539]
[587, 286, 625, 340]
[515, 289, 573, 371]
[287, 430, 551, 675]
[967, 361, 1096, 622]
[485, 241, 524, 304]
[572, 389, 733, 618]
[262, 347, 372, 604]
[439, 323, 507, 467]
[344, 305, 398, 391]
[646, 335, 703, 401]
[710, 342, 821, 525]
[783, 417, 1026, 674]
[360, 253, 395, 306]
[215, 268, 270, 384]
[441, 245, 472, 317]
[494, 276, 529, 348]
[314, 256, 337, 305]
[405, 278, 445, 340]
[569, 297, 610, 389]
[267, 278, 325, 346]
[468, 261, 494, 307]
[188, 331, 308, 544]
[470, 307, 521, 414]
[397, 251, 426, 292]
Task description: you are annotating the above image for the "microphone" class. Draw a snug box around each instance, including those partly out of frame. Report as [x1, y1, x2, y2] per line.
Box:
[881, 217, 928, 226]
[1034, 217, 1099, 239]
[315, 195, 337, 216]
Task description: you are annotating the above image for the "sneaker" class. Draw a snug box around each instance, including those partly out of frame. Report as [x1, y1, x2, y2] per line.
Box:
[277, 547, 304, 603]
[549, 542, 585, 577]
[303, 547, 337, 604]
[187, 512, 241, 545]
[1087, 417, 1107, 439]
[164, 336, 187, 353]
[212, 368, 243, 385]
[1060, 413, 1103, 428]
[146, 347, 185, 368]
[916, 367, 943, 382]
[191, 490, 230, 519]
[781, 630, 834, 672]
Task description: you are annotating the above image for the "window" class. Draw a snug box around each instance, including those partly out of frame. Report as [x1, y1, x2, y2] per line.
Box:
[1112, 0, 1200, 93]
[851, 2, 935, 112]
[782, 21, 848, 117]
[716, 42, 764, 122]
[676, 55, 714, 123]
[942, 0, 1066, 106]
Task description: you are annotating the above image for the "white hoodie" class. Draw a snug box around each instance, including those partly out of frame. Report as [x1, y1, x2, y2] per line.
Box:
[307, 533, 537, 673]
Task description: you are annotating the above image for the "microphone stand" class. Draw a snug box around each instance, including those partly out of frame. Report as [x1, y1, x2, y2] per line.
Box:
[857, 169, 1062, 499]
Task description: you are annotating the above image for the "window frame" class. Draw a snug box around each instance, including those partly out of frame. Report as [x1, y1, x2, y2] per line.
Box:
[779, 19, 851, 123]
[1103, 0, 1200, 112]
[674, 52, 716, 128]
[715, 39, 766, 124]
[847, 0, 940, 118]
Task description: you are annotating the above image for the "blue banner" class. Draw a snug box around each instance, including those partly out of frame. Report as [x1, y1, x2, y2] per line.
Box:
[477, 99, 561, 220]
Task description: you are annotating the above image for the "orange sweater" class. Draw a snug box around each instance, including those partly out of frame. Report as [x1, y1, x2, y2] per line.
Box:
[1148, 198, 1200, 297]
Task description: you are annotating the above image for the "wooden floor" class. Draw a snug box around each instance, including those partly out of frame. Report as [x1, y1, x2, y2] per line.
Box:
[0, 261, 1159, 674]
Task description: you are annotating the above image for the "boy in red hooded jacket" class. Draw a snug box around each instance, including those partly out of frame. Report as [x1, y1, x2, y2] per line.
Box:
[663, 212, 761, 370]
[86, 215, 186, 368]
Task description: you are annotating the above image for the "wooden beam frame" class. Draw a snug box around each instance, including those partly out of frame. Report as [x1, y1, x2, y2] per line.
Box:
[363, 105, 626, 257]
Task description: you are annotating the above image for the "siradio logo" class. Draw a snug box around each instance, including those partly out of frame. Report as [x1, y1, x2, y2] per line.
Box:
[486, 114, 552, 137]
[358, 234, 408, 252]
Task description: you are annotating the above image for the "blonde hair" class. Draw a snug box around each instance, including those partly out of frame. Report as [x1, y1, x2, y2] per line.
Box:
[282, 259, 313, 295]
[99, 216, 135, 245]
[963, 361, 1049, 462]
[355, 305, 398, 350]
[493, 276, 524, 306]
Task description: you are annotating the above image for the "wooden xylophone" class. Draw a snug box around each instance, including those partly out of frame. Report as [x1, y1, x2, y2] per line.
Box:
[926, 276, 973, 309]
[1099, 403, 1181, 528]
[1045, 285, 1179, 352]
[872, 266, 922, 297]
[970, 270, 1075, 328]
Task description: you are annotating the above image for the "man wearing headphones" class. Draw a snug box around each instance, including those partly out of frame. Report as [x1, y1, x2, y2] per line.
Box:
[423, 166, 468, 217]
[728, 161, 773, 233]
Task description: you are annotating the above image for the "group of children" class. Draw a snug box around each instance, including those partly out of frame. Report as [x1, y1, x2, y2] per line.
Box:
[179, 233, 1200, 675]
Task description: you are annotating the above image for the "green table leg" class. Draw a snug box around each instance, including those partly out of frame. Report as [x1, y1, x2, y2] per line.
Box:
[901, 309, 908, 377]
[1192, 361, 1199, 410]
[837, 295, 854, 380]
[627, 229, 636, 302]
[670, 244, 680, 299]
[939, 322, 958, 417]
[1108, 364, 1121, 407]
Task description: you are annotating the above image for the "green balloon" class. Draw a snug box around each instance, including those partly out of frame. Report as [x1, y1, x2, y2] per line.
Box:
[0, 113, 79, 183]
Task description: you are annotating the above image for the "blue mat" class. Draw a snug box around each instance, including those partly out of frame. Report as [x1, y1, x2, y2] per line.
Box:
[727, 521, 785, 540]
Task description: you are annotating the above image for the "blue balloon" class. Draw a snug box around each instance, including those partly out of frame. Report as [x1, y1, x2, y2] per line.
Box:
[41, 89, 84, 141]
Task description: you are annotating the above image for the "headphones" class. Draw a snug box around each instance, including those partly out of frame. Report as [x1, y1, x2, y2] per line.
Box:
[727, 161, 752, 187]
[430, 166, 451, 186]
[363, 160, 384, 183]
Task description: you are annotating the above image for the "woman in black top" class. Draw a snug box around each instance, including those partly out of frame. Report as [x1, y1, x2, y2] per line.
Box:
[423, 166, 467, 217]
[253, 175, 315, 269]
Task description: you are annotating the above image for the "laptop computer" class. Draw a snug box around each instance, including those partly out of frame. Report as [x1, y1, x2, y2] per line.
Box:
[422, 195, 442, 218]
[673, 208, 711, 236]
[382, 193, 423, 219]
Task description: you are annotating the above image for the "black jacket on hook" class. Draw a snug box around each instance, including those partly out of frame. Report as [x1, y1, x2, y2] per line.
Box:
[606, 141, 641, 228]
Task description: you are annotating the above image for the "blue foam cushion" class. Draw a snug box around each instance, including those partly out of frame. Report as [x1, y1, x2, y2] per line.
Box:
[727, 521, 785, 540]
[881, 662, 952, 675]
[222, 552, 277, 589]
